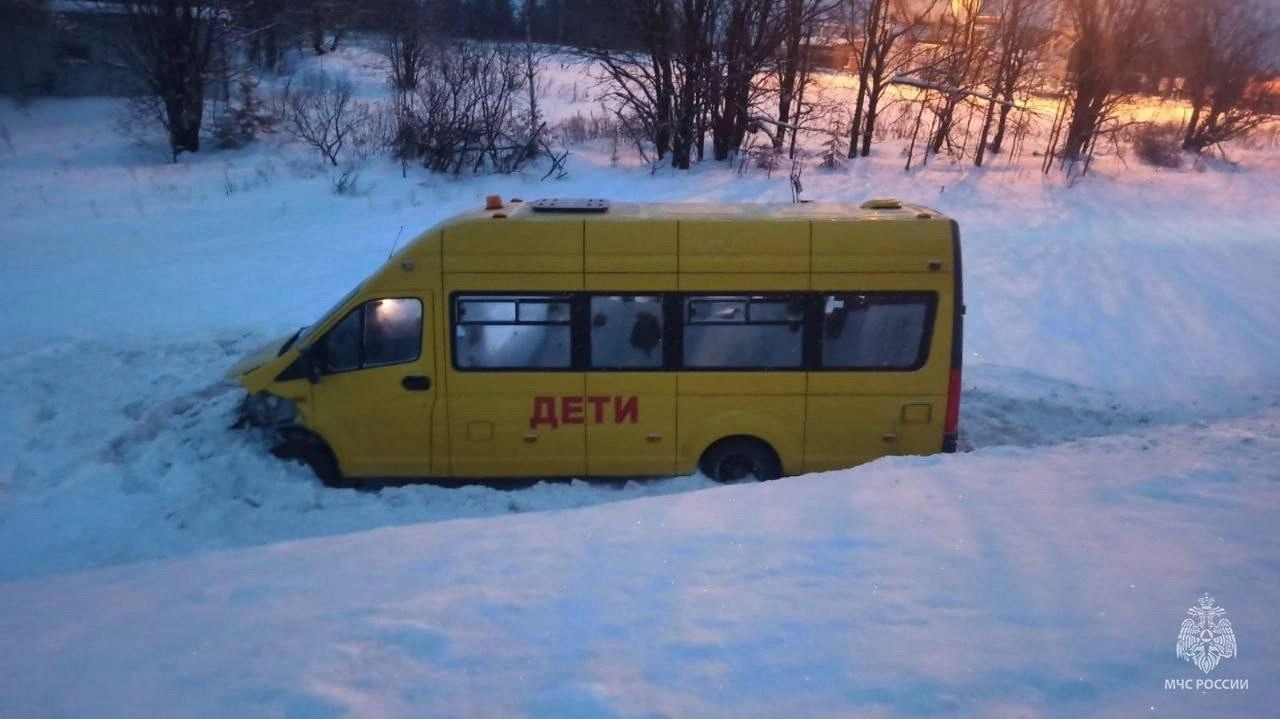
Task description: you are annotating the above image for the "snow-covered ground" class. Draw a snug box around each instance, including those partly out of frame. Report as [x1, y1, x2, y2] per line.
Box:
[1, 47, 1279, 716]
[2, 411, 1278, 718]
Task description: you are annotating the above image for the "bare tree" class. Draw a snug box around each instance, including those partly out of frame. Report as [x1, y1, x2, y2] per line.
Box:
[232, 0, 294, 72]
[1054, 0, 1156, 167]
[381, 0, 434, 90]
[773, 0, 836, 154]
[1168, 0, 1280, 152]
[305, 0, 361, 55]
[583, 0, 691, 167]
[974, 0, 1053, 164]
[846, 0, 935, 158]
[108, 0, 237, 162]
[922, 0, 989, 156]
[707, 0, 794, 160]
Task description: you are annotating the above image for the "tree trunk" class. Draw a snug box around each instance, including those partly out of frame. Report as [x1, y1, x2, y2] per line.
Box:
[930, 99, 957, 155]
[848, 30, 875, 157]
[264, 28, 279, 72]
[974, 98, 996, 166]
[990, 100, 1013, 154]
[859, 79, 881, 157]
[776, 0, 802, 152]
[1181, 95, 1204, 150]
[1062, 74, 1107, 161]
[848, 74, 867, 158]
[524, 0, 538, 128]
[776, 67, 797, 152]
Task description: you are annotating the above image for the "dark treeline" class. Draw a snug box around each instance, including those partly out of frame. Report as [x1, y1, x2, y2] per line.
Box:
[5, 0, 1276, 172]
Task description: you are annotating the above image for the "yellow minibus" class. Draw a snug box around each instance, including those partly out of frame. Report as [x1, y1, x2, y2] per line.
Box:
[228, 197, 963, 485]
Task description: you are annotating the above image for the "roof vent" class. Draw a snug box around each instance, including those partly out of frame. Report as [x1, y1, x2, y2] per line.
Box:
[530, 198, 610, 213]
[861, 198, 903, 210]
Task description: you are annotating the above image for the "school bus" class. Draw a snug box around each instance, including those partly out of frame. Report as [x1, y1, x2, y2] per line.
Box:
[228, 197, 963, 485]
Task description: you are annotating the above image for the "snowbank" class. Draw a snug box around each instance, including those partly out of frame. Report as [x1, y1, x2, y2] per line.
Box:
[2, 408, 1277, 718]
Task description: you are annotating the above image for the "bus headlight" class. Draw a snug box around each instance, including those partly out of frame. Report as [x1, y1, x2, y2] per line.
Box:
[243, 391, 298, 427]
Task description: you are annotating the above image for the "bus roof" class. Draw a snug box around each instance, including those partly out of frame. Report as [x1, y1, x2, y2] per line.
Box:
[455, 198, 948, 223]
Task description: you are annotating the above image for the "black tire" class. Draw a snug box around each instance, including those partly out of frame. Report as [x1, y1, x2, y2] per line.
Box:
[272, 433, 346, 487]
[699, 437, 782, 483]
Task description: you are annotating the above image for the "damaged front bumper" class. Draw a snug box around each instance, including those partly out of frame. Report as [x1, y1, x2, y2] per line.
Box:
[232, 390, 301, 432]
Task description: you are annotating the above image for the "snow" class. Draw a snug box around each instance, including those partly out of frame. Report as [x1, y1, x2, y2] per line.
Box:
[2, 410, 1278, 717]
[2, 46, 1279, 717]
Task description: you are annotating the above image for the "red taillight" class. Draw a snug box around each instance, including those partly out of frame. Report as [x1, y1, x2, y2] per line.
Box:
[944, 367, 962, 434]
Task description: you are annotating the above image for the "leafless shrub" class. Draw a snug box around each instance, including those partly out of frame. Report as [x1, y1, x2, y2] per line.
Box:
[282, 71, 371, 167]
[1132, 122, 1184, 168]
[553, 111, 620, 145]
[221, 160, 276, 195]
[332, 168, 361, 195]
[392, 41, 558, 175]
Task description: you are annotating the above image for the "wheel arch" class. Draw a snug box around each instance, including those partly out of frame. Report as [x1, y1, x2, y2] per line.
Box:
[680, 408, 798, 476]
[699, 434, 782, 468]
[272, 426, 345, 486]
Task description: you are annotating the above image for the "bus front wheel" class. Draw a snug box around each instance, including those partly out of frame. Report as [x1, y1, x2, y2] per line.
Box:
[272, 430, 345, 487]
[699, 437, 782, 483]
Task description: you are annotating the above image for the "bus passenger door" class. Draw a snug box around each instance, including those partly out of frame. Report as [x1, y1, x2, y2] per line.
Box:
[583, 295, 676, 477]
[307, 294, 435, 478]
[585, 374, 676, 477]
[446, 294, 586, 478]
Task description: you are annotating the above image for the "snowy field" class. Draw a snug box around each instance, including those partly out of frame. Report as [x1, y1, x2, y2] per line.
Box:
[2, 48, 1279, 717]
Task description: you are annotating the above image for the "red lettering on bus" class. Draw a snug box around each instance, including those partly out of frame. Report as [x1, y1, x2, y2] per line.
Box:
[614, 395, 638, 423]
[531, 395, 640, 428]
[587, 395, 609, 423]
[529, 396, 558, 429]
[561, 396, 585, 424]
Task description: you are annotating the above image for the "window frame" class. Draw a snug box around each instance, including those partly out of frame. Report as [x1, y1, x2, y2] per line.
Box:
[319, 296, 424, 375]
[450, 292, 581, 372]
[678, 293, 809, 372]
[585, 294, 670, 371]
[812, 291, 938, 372]
[446, 290, 938, 373]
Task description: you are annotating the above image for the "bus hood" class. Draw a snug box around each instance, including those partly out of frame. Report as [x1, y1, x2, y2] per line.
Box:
[225, 334, 292, 381]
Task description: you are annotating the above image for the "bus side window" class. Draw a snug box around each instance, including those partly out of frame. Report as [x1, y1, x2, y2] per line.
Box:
[363, 298, 423, 367]
[682, 295, 803, 369]
[588, 295, 663, 369]
[318, 297, 423, 373]
[453, 295, 572, 369]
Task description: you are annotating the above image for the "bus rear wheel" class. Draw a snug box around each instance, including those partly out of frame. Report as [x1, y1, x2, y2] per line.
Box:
[699, 437, 782, 483]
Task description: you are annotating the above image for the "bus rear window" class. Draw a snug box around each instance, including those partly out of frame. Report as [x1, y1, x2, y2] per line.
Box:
[820, 292, 935, 370]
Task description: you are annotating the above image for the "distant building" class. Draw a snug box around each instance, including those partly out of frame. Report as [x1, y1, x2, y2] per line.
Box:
[1, 1, 148, 96]
[1, 1, 228, 98]
[806, 22, 857, 70]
